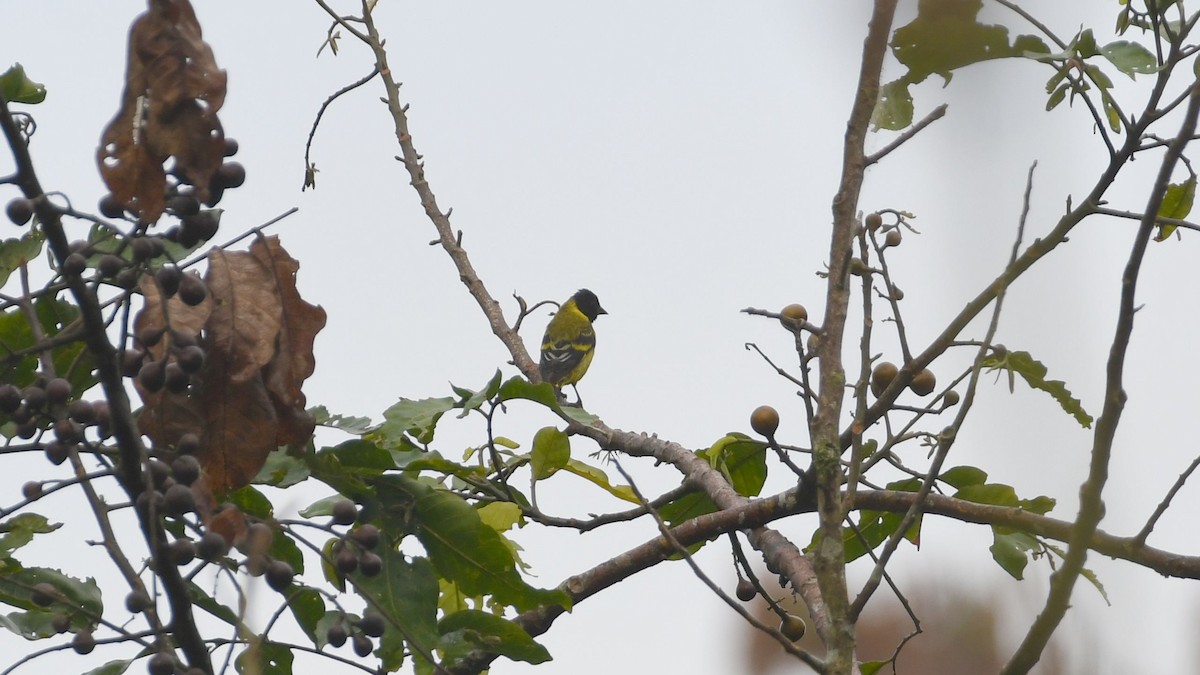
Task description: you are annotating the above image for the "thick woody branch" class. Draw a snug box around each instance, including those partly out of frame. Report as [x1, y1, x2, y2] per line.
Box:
[810, 1, 899, 670]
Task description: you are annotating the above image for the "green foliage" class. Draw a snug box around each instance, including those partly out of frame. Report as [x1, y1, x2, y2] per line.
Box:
[530, 426, 570, 480]
[702, 433, 768, 497]
[1156, 177, 1196, 240]
[0, 64, 46, 104]
[874, 0, 1048, 129]
[837, 478, 922, 563]
[438, 609, 552, 666]
[351, 549, 439, 671]
[981, 349, 1093, 428]
[0, 230, 44, 289]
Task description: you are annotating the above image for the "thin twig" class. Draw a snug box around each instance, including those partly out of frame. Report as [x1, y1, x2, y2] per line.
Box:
[1134, 453, 1200, 546]
[865, 104, 947, 165]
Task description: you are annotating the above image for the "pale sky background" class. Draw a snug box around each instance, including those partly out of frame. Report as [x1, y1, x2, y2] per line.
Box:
[4, 2, 1200, 674]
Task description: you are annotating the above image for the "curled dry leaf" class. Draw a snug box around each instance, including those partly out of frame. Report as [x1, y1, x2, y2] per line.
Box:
[97, 0, 227, 223]
[134, 237, 324, 493]
[251, 236, 327, 446]
[204, 248, 282, 384]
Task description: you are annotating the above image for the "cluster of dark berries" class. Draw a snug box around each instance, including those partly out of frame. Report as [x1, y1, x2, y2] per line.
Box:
[137, 433, 203, 521]
[328, 499, 383, 578]
[0, 377, 110, 459]
[124, 324, 207, 396]
[325, 609, 386, 657]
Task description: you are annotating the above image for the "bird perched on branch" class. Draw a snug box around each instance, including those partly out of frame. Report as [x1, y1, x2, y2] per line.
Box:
[539, 289, 606, 405]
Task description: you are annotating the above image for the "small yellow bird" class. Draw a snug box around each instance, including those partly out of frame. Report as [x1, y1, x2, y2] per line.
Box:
[539, 289, 606, 402]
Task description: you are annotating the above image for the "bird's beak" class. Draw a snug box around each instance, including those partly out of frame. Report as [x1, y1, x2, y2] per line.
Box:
[598, 306, 608, 315]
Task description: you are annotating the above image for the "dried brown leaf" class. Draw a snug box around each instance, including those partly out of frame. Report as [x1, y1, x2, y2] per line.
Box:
[193, 351, 277, 493]
[251, 236, 326, 445]
[97, 0, 227, 223]
[134, 273, 213, 361]
[205, 249, 282, 384]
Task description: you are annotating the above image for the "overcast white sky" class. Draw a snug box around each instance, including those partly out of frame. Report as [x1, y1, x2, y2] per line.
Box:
[5, 2, 1200, 674]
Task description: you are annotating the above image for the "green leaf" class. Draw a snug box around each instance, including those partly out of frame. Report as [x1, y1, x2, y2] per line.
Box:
[0, 64, 46, 104]
[478, 502, 523, 532]
[496, 377, 600, 425]
[1045, 82, 1069, 111]
[0, 230, 45, 289]
[380, 396, 456, 445]
[1100, 40, 1158, 78]
[1156, 177, 1196, 240]
[0, 563, 102, 618]
[83, 660, 134, 675]
[0, 513, 60, 559]
[955, 482, 1019, 507]
[320, 438, 396, 471]
[938, 465, 987, 490]
[530, 427, 570, 480]
[454, 370, 503, 418]
[560, 459, 637, 503]
[860, 661, 888, 675]
[268, 529, 305, 574]
[253, 448, 311, 488]
[284, 585, 325, 644]
[990, 529, 1038, 579]
[374, 476, 570, 613]
[226, 485, 273, 519]
[841, 509, 921, 563]
[310, 405, 375, 434]
[657, 490, 716, 527]
[873, 79, 915, 130]
[982, 349, 1092, 427]
[186, 581, 241, 626]
[234, 640, 294, 675]
[438, 609, 552, 666]
[703, 433, 767, 497]
[299, 494, 345, 519]
[352, 548, 439, 672]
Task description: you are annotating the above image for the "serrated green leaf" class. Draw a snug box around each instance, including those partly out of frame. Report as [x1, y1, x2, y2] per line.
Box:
[530, 427, 570, 480]
[939, 465, 988, 489]
[310, 405, 375, 434]
[1156, 177, 1195, 240]
[438, 609, 552, 666]
[0, 64, 46, 104]
[380, 397, 456, 445]
[560, 459, 637, 503]
[982, 349, 1092, 427]
[0, 564, 101, 618]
